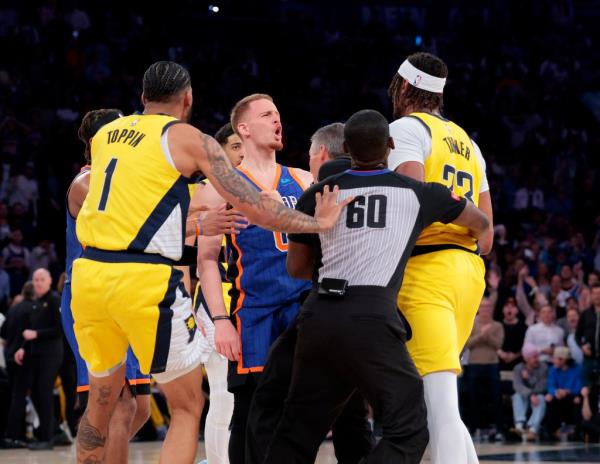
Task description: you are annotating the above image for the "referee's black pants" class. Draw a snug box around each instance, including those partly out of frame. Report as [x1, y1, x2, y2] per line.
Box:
[246, 319, 374, 464]
[264, 289, 428, 464]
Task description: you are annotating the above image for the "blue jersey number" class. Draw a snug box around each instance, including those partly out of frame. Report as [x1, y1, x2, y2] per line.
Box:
[98, 158, 118, 211]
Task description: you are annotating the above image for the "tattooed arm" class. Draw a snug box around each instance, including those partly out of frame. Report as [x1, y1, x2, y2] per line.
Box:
[168, 123, 350, 233]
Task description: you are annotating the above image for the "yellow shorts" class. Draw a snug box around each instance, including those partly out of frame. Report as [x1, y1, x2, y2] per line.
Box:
[397, 249, 485, 376]
[71, 257, 211, 382]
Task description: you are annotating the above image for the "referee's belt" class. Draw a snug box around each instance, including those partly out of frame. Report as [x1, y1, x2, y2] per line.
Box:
[82, 246, 198, 266]
[411, 243, 480, 257]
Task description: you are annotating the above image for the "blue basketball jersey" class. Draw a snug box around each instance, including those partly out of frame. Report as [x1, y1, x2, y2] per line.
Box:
[64, 169, 88, 285]
[227, 165, 311, 313]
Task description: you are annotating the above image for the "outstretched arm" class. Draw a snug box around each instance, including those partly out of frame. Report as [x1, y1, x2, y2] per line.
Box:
[172, 125, 351, 233]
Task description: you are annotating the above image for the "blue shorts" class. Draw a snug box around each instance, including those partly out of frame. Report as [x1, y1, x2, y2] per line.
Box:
[61, 283, 150, 395]
[233, 301, 300, 375]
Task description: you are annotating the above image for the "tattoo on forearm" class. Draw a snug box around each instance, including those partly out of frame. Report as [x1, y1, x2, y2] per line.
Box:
[96, 385, 111, 406]
[77, 412, 106, 452]
[202, 134, 320, 233]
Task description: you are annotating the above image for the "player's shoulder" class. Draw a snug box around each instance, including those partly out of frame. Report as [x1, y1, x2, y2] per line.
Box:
[389, 115, 431, 138]
[68, 169, 90, 199]
[286, 166, 313, 187]
[167, 121, 202, 139]
[384, 170, 428, 193]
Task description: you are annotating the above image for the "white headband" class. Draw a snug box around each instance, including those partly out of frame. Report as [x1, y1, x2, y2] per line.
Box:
[397, 60, 446, 93]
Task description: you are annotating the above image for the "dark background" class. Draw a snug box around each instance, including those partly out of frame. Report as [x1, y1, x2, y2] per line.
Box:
[0, 0, 599, 289]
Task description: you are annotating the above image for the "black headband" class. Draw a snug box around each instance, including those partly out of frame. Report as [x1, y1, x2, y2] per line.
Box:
[89, 111, 123, 138]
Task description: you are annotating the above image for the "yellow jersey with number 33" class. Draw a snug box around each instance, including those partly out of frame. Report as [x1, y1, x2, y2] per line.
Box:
[408, 112, 485, 251]
[76, 113, 193, 261]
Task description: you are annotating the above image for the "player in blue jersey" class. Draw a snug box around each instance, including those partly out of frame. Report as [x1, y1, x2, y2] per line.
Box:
[61, 109, 151, 463]
[196, 94, 313, 464]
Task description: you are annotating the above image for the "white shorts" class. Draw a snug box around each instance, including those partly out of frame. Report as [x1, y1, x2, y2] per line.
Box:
[152, 285, 214, 384]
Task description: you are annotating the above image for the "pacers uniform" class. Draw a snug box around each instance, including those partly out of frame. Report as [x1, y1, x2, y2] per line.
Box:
[61, 167, 150, 396]
[389, 112, 489, 375]
[72, 114, 211, 382]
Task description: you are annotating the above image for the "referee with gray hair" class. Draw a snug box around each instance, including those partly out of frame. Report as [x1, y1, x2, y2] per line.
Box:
[263, 109, 490, 464]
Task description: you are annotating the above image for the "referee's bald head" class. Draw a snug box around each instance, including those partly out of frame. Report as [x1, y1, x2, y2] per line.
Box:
[343, 109, 393, 168]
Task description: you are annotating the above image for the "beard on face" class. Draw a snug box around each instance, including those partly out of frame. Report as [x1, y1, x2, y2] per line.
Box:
[269, 140, 284, 151]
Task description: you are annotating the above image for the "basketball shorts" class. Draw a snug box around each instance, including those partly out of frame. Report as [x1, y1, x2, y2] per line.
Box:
[234, 301, 300, 375]
[397, 248, 485, 376]
[71, 254, 212, 383]
[61, 283, 150, 395]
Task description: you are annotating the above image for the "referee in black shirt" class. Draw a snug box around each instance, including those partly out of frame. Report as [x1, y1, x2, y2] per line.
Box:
[263, 109, 489, 464]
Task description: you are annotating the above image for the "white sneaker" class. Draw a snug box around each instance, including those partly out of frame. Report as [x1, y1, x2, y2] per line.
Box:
[512, 423, 524, 435]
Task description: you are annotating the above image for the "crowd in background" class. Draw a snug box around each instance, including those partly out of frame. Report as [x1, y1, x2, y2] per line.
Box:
[1, 0, 600, 446]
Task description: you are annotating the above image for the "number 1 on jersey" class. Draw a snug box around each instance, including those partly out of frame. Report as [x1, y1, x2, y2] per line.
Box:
[98, 158, 118, 211]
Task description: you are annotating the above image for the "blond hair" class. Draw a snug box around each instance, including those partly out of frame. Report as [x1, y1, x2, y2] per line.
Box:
[230, 93, 273, 136]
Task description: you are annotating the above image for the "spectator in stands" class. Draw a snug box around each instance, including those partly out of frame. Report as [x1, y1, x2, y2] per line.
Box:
[0, 256, 9, 312]
[523, 305, 564, 363]
[580, 385, 600, 440]
[8, 162, 38, 217]
[465, 297, 505, 439]
[561, 308, 584, 365]
[516, 266, 548, 325]
[0, 281, 34, 448]
[2, 229, 30, 297]
[576, 283, 600, 392]
[0, 202, 10, 246]
[498, 296, 528, 372]
[557, 265, 580, 313]
[511, 343, 547, 441]
[544, 347, 583, 440]
[29, 238, 57, 272]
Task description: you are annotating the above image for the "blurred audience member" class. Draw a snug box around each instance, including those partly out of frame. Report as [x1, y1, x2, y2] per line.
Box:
[465, 297, 505, 439]
[511, 344, 547, 441]
[498, 296, 528, 371]
[544, 347, 583, 440]
[523, 305, 564, 363]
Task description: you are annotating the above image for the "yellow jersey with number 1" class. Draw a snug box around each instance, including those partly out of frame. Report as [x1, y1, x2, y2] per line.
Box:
[76, 114, 193, 261]
[408, 112, 485, 252]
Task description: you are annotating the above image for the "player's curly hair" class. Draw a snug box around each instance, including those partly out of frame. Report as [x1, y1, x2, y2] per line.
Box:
[143, 61, 191, 103]
[388, 52, 448, 119]
[78, 109, 123, 162]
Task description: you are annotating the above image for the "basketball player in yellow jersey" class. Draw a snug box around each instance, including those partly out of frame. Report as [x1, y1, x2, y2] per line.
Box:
[71, 61, 350, 464]
[387, 52, 494, 464]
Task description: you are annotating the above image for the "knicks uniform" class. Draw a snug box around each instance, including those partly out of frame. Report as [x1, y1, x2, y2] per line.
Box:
[72, 114, 211, 381]
[389, 112, 488, 375]
[61, 168, 150, 395]
[227, 165, 311, 383]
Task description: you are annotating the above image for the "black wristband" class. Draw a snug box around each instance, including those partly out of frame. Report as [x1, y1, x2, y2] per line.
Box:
[212, 315, 230, 321]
